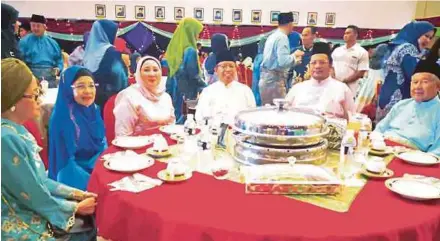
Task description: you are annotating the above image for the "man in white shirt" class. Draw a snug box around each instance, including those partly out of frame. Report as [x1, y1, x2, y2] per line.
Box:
[196, 50, 256, 124]
[286, 42, 355, 120]
[331, 25, 369, 95]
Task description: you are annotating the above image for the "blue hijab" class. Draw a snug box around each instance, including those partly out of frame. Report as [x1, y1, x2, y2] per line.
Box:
[288, 31, 302, 52]
[130, 52, 141, 74]
[204, 33, 229, 75]
[391, 21, 435, 50]
[48, 66, 106, 180]
[83, 20, 118, 72]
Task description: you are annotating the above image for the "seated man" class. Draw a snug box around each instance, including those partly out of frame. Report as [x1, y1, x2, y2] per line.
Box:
[196, 50, 256, 125]
[374, 59, 440, 156]
[285, 42, 355, 120]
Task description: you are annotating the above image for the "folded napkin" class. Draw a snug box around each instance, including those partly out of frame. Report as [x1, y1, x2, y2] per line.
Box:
[108, 173, 163, 193]
[403, 174, 440, 189]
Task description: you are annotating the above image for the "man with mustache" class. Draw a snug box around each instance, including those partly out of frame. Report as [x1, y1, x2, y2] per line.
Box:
[195, 50, 256, 125]
[374, 52, 440, 156]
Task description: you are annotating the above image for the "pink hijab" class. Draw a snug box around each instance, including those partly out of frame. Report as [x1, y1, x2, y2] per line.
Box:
[134, 56, 164, 102]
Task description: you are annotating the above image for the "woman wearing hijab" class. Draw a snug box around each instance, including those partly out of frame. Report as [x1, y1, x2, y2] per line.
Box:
[203, 33, 229, 84]
[48, 66, 107, 191]
[376, 21, 435, 123]
[1, 3, 20, 59]
[83, 20, 128, 111]
[252, 37, 267, 106]
[355, 43, 390, 118]
[165, 17, 206, 123]
[2, 58, 97, 240]
[114, 56, 175, 136]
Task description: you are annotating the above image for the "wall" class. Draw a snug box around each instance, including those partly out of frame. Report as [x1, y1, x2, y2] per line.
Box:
[415, 0, 440, 18]
[6, 0, 417, 29]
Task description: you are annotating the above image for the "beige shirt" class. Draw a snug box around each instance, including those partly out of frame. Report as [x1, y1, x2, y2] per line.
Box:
[285, 77, 355, 118]
[331, 43, 369, 94]
[195, 80, 256, 125]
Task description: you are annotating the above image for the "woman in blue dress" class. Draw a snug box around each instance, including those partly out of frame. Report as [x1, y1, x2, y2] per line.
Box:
[1, 58, 97, 241]
[165, 17, 206, 123]
[203, 33, 229, 85]
[49, 66, 107, 191]
[376, 21, 435, 123]
[83, 19, 128, 111]
[252, 37, 267, 106]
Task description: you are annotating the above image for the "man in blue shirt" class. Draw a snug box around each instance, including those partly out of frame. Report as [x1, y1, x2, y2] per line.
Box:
[19, 14, 63, 87]
[259, 12, 304, 105]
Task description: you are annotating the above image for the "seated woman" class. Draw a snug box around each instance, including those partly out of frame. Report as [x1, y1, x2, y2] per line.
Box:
[114, 56, 175, 136]
[374, 53, 440, 156]
[2, 58, 97, 240]
[48, 66, 107, 191]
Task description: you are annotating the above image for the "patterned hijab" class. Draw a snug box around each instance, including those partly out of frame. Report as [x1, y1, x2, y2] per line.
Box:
[166, 17, 203, 77]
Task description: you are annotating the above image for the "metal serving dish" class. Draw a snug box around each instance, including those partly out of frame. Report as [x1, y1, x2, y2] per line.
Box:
[234, 138, 328, 165]
[233, 99, 329, 147]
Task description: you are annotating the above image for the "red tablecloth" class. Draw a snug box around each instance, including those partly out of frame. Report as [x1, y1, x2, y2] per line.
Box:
[88, 131, 440, 241]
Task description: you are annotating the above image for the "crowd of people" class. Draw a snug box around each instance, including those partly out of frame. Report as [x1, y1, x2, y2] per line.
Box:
[1, 2, 440, 240]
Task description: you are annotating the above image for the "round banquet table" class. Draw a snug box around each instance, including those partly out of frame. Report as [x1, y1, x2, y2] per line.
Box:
[88, 129, 440, 241]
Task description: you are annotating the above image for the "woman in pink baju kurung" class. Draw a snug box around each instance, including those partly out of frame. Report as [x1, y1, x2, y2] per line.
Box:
[114, 56, 175, 136]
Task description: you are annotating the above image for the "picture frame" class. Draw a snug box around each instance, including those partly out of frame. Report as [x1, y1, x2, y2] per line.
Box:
[213, 8, 223, 22]
[174, 7, 185, 20]
[232, 9, 242, 23]
[292, 11, 299, 25]
[194, 8, 204, 21]
[325, 12, 336, 25]
[251, 10, 262, 24]
[155, 6, 165, 20]
[95, 4, 106, 18]
[307, 12, 318, 26]
[270, 11, 280, 24]
[115, 5, 126, 18]
[135, 6, 145, 19]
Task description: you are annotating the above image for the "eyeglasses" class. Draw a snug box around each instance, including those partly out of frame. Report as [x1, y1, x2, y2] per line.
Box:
[23, 91, 42, 101]
[71, 83, 99, 91]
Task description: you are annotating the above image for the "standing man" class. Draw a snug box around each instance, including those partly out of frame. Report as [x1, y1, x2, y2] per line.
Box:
[259, 12, 304, 105]
[292, 26, 317, 84]
[19, 14, 63, 87]
[331, 25, 369, 96]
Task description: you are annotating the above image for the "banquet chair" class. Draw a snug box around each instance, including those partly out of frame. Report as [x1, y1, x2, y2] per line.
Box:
[103, 94, 117, 145]
[23, 120, 49, 169]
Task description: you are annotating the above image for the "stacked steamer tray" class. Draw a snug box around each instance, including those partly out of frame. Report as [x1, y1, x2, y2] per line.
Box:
[232, 99, 330, 166]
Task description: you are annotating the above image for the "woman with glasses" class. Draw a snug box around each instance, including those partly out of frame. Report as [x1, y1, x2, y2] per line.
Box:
[114, 56, 175, 136]
[48, 66, 107, 191]
[1, 59, 97, 240]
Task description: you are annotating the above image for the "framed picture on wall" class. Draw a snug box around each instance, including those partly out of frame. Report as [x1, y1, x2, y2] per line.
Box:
[194, 8, 204, 21]
[232, 9, 242, 22]
[135, 6, 145, 19]
[270, 11, 280, 24]
[115, 5, 126, 18]
[174, 7, 185, 20]
[292, 11, 299, 24]
[325, 12, 336, 25]
[95, 4, 106, 18]
[251, 10, 261, 23]
[307, 12, 318, 25]
[213, 8, 223, 22]
[155, 6, 165, 20]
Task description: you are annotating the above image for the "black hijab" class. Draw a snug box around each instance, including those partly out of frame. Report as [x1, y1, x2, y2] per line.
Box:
[1, 3, 20, 59]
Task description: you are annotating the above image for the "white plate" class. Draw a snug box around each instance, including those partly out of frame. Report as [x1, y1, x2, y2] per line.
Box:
[385, 178, 440, 201]
[112, 136, 153, 149]
[157, 169, 192, 183]
[104, 154, 154, 173]
[159, 125, 184, 135]
[397, 151, 440, 166]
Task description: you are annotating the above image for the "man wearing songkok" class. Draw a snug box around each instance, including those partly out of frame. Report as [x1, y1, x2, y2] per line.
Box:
[291, 26, 317, 84]
[374, 56, 440, 156]
[259, 12, 304, 105]
[196, 50, 256, 125]
[331, 25, 369, 95]
[286, 42, 355, 120]
[19, 14, 63, 87]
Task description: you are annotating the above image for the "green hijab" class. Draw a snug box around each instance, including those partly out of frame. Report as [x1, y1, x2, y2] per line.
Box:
[166, 17, 203, 77]
[1, 58, 33, 113]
